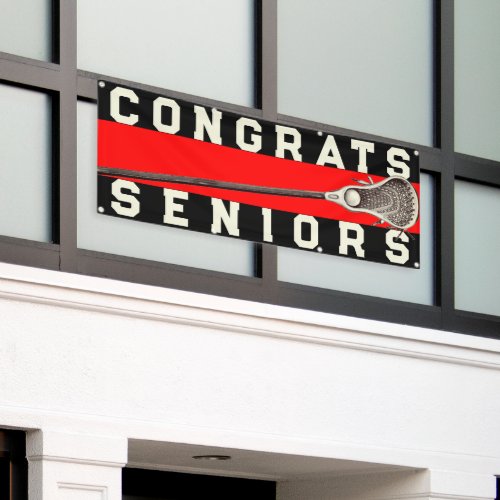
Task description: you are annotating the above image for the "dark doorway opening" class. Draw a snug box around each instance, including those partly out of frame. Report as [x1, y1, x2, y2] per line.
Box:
[122, 467, 276, 500]
[0, 430, 27, 500]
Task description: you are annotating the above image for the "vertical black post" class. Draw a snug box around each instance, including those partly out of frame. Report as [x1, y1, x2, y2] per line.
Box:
[260, 0, 278, 122]
[438, 0, 455, 326]
[58, 0, 78, 272]
[258, 0, 279, 286]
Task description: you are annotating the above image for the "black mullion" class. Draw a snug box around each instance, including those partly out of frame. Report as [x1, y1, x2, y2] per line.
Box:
[0, 238, 59, 270]
[448, 311, 500, 340]
[254, 0, 263, 110]
[58, 0, 78, 272]
[78, 249, 262, 300]
[0, 57, 60, 90]
[51, 0, 60, 64]
[455, 154, 500, 187]
[260, 0, 278, 122]
[51, 84, 60, 245]
[419, 148, 442, 173]
[256, 0, 278, 284]
[49, 0, 61, 244]
[437, 0, 455, 325]
[433, 0, 441, 149]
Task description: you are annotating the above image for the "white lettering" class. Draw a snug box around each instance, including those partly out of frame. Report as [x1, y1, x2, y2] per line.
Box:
[111, 179, 140, 217]
[387, 147, 411, 179]
[163, 189, 189, 227]
[293, 215, 318, 249]
[110, 87, 139, 125]
[194, 106, 222, 145]
[386, 229, 410, 264]
[275, 125, 302, 161]
[316, 135, 345, 169]
[339, 221, 365, 257]
[153, 97, 180, 134]
[211, 199, 240, 236]
[236, 117, 262, 152]
[262, 208, 273, 243]
[351, 139, 374, 173]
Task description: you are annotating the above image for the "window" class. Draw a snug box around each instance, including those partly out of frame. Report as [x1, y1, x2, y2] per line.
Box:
[0, 0, 52, 61]
[0, 84, 52, 242]
[278, 174, 435, 305]
[77, 0, 255, 107]
[455, 0, 500, 162]
[278, 0, 434, 146]
[455, 181, 500, 317]
[77, 100, 254, 275]
[0, 0, 499, 338]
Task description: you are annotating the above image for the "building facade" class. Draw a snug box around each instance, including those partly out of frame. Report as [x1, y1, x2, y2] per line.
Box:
[0, 1, 499, 499]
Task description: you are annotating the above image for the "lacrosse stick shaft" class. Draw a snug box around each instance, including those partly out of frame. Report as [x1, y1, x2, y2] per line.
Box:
[99, 167, 326, 199]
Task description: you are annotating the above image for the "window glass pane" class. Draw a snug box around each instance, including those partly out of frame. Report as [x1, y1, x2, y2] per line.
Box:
[77, 0, 254, 107]
[278, 0, 433, 146]
[0, 0, 51, 61]
[455, 181, 500, 317]
[0, 84, 52, 242]
[455, 0, 500, 162]
[278, 174, 435, 305]
[77, 101, 254, 276]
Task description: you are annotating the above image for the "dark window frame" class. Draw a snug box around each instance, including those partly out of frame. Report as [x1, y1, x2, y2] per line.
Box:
[0, 430, 28, 500]
[0, 0, 499, 338]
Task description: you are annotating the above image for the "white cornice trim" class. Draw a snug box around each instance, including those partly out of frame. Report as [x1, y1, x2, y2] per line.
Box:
[3, 403, 500, 476]
[0, 262, 499, 370]
[28, 455, 126, 468]
[426, 496, 491, 500]
[370, 495, 489, 500]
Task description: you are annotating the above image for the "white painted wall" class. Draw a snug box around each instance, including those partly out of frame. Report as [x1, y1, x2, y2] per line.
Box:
[277, 469, 497, 500]
[0, 262, 499, 499]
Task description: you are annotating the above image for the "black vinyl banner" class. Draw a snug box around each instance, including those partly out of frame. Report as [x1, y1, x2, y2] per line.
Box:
[97, 81, 421, 268]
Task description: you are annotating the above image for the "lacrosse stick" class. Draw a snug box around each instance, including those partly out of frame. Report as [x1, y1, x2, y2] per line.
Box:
[99, 168, 419, 232]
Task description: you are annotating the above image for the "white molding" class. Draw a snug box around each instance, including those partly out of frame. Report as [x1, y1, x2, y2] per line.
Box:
[26, 430, 128, 468]
[366, 495, 428, 500]
[370, 495, 490, 500]
[30, 456, 125, 469]
[276, 470, 497, 500]
[4, 403, 500, 476]
[0, 262, 499, 371]
[429, 496, 492, 500]
[58, 483, 107, 499]
[368, 495, 491, 500]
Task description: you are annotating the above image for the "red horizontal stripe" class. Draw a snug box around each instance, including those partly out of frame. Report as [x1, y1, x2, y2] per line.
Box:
[98, 120, 420, 233]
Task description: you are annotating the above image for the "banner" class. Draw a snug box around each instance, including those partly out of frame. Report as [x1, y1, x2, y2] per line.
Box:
[97, 81, 420, 268]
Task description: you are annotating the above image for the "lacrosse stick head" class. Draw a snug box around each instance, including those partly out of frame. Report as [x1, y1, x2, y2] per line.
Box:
[325, 176, 419, 230]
